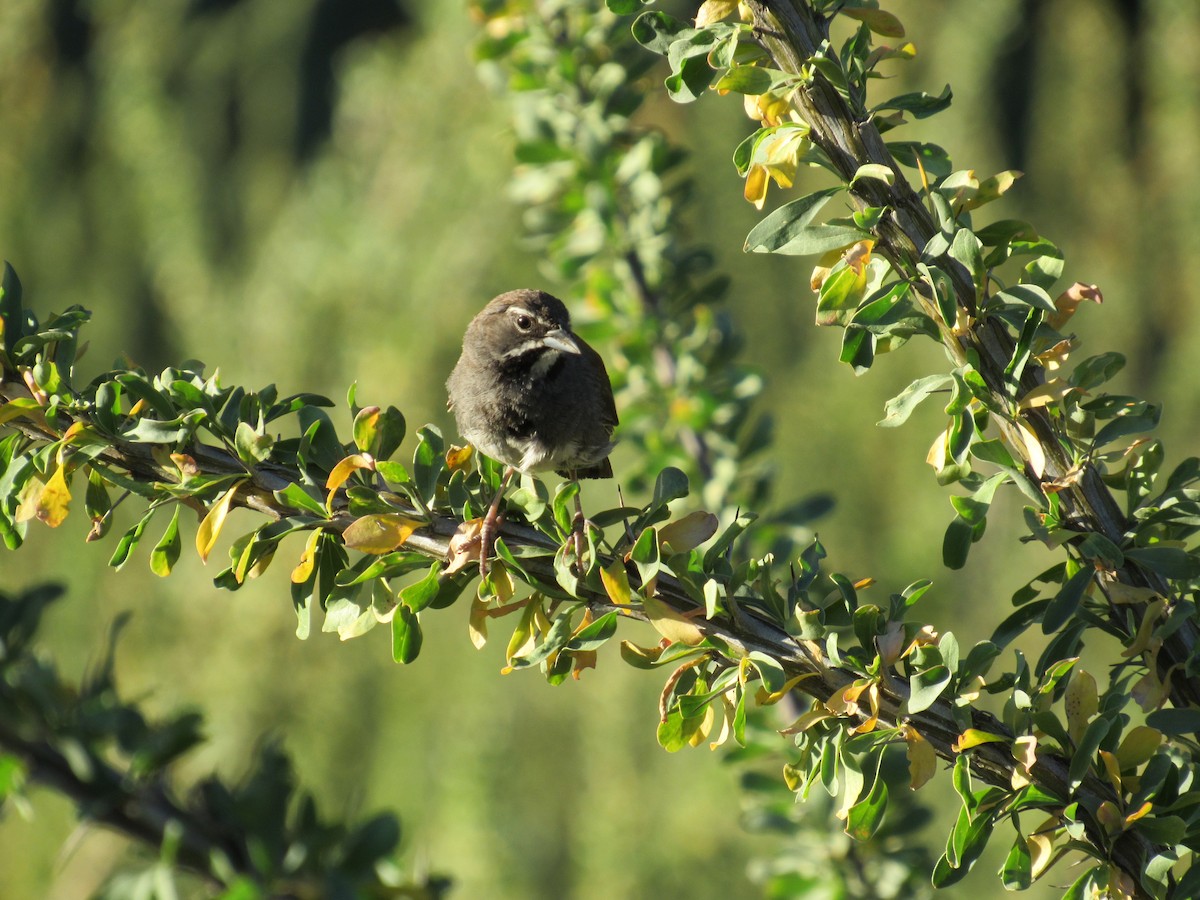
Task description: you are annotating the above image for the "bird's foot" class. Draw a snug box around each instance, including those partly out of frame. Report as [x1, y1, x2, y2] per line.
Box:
[478, 511, 506, 578]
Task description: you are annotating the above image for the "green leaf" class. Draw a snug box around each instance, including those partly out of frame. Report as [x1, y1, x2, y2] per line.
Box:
[631, 11, 691, 55]
[850, 163, 894, 186]
[999, 835, 1032, 890]
[665, 33, 720, 103]
[0, 261, 23, 358]
[840, 7, 904, 37]
[630, 526, 662, 585]
[273, 482, 327, 518]
[1145, 707, 1200, 737]
[714, 66, 790, 95]
[908, 665, 951, 713]
[1124, 546, 1200, 579]
[391, 604, 422, 664]
[234, 421, 273, 464]
[110, 509, 156, 570]
[652, 467, 689, 509]
[746, 651, 787, 694]
[1069, 352, 1125, 390]
[743, 188, 867, 257]
[123, 411, 207, 444]
[1068, 716, 1112, 789]
[993, 283, 1056, 313]
[872, 84, 952, 119]
[149, 506, 182, 577]
[879, 374, 953, 427]
[888, 141, 953, 178]
[941, 515, 974, 570]
[845, 766, 888, 840]
[412, 425, 445, 504]
[1042, 565, 1093, 634]
[373, 406, 406, 460]
[948, 229, 984, 297]
[398, 563, 443, 613]
[566, 611, 619, 652]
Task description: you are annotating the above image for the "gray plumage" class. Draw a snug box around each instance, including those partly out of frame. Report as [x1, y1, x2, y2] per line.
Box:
[447, 289, 617, 479]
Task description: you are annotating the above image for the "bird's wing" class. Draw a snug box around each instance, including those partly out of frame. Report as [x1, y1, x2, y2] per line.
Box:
[582, 341, 618, 430]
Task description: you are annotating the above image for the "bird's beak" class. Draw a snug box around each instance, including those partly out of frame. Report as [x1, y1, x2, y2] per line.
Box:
[542, 328, 581, 355]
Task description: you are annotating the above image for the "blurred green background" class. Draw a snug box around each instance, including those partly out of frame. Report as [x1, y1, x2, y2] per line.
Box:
[2, 0, 1199, 896]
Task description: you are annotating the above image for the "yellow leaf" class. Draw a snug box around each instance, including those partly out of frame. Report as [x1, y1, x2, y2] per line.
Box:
[1130, 669, 1170, 712]
[962, 169, 1022, 210]
[1048, 282, 1103, 331]
[1099, 750, 1123, 794]
[903, 725, 937, 790]
[708, 699, 732, 750]
[324, 453, 373, 510]
[468, 595, 490, 649]
[642, 594, 705, 646]
[445, 444, 473, 471]
[571, 649, 597, 680]
[620, 640, 664, 667]
[169, 452, 200, 478]
[850, 682, 881, 734]
[743, 165, 769, 209]
[695, 0, 737, 27]
[689, 703, 716, 747]
[1123, 800, 1153, 826]
[291, 529, 322, 583]
[952, 728, 1007, 752]
[1010, 735, 1036, 789]
[659, 510, 719, 555]
[1064, 669, 1098, 744]
[825, 680, 869, 717]
[1034, 337, 1075, 372]
[342, 513, 419, 554]
[1097, 800, 1124, 835]
[755, 671, 817, 706]
[506, 596, 539, 667]
[196, 481, 242, 563]
[1028, 826, 1056, 879]
[1018, 379, 1075, 411]
[35, 463, 72, 528]
[1014, 419, 1046, 479]
[0, 397, 42, 425]
[925, 427, 948, 471]
[1120, 598, 1164, 657]
[780, 706, 832, 734]
[1115, 725, 1162, 770]
[600, 558, 632, 607]
[782, 761, 803, 792]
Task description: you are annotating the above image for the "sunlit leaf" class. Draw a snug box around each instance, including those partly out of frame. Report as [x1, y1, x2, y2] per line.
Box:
[342, 514, 420, 555]
[149, 506, 182, 577]
[196, 481, 242, 563]
[659, 510, 719, 554]
[904, 725, 937, 790]
[34, 463, 71, 528]
[643, 594, 704, 646]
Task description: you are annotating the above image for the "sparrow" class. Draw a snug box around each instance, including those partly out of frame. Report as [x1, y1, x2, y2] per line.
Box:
[446, 289, 618, 576]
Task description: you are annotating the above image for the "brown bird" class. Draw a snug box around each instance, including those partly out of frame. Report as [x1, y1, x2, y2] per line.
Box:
[446, 289, 617, 576]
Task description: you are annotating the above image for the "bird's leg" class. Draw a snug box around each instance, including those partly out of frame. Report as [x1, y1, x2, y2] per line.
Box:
[479, 466, 515, 578]
[571, 483, 587, 573]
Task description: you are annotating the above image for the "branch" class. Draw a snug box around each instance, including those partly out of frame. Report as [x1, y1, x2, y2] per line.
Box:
[747, 0, 1200, 715]
[0, 374, 1161, 893]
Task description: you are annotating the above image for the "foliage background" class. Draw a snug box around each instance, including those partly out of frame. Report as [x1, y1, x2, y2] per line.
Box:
[1, 0, 1198, 896]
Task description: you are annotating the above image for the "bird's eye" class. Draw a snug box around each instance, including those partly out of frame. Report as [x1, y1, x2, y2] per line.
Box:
[515, 315, 533, 331]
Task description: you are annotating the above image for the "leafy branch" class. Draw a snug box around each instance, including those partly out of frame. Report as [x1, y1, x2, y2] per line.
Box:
[4, 1, 1200, 898]
[0, 584, 448, 898]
